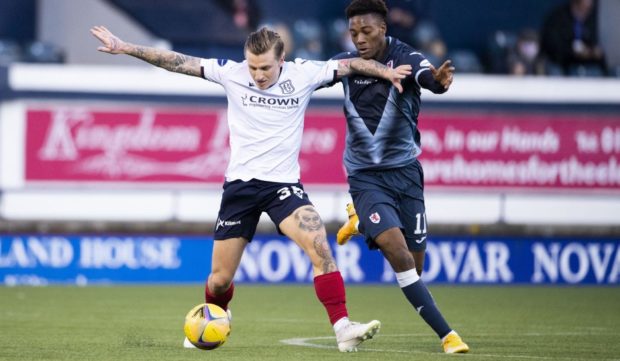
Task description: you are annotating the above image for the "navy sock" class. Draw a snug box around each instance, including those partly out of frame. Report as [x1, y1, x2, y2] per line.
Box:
[400, 276, 451, 339]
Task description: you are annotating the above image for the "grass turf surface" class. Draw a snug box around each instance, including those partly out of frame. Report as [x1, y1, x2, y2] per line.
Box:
[1, 285, 619, 361]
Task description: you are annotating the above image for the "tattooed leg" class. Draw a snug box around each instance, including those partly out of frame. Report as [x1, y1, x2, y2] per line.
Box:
[313, 234, 337, 274]
[294, 206, 323, 232]
[280, 205, 338, 276]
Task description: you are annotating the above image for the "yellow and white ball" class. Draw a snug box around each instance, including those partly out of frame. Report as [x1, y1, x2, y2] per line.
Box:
[184, 303, 230, 350]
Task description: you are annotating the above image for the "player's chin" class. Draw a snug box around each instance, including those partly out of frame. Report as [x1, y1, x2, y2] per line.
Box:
[356, 49, 373, 59]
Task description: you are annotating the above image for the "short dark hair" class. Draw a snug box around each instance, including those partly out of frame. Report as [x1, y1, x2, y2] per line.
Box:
[345, 0, 388, 21]
[245, 27, 285, 58]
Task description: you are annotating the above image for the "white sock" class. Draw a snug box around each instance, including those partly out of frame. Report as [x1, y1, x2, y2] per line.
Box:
[441, 330, 457, 342]
[333, 317, 350, 333]
[395, 269, 420, 288]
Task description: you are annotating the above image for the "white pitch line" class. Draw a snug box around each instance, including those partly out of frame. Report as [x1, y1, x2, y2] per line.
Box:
[279, 333, 617, 360]
[280, 336, 334, 350]
[280, 336, 550, 359]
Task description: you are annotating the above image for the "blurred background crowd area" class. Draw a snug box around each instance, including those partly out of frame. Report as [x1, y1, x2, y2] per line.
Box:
[2, 0, 620, 78]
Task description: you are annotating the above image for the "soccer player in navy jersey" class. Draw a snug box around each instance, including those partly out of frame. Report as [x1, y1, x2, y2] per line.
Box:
[91, 25, 412, 352]
[331, 0, 469, 354]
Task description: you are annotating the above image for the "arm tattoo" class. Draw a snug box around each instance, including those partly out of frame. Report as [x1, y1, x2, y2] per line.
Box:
[128, 45, 201, 77]
[336, 59, 352, 76]
[337, 58, 388, 78]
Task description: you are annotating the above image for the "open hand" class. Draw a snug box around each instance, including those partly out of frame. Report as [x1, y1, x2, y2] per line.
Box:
[90, 25, 127, 54]
[430, 60, 455, 90]
[389, 64, 412, 93]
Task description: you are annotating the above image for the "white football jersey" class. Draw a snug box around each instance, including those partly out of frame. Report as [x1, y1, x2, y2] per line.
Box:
[200, 58, 339, 183]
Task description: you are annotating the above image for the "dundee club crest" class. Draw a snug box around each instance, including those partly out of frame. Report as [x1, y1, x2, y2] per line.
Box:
[279, 80, 295, 94]
[369, 212, 381, 224]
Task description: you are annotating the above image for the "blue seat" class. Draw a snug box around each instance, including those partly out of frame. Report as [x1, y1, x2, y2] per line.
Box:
[544, 61, 564, 76]
[568, 64, 604, 77]
[411, 20, 441, 50]
[292, 19, 323, 59]
[486, 30, 516, 74]
[23, 41, 65, 63]
[448, 49, 483, 73]
[0, 39, 22, 65]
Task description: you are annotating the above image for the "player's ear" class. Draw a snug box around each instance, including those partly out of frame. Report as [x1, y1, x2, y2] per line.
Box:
[280, 52, 286, 64]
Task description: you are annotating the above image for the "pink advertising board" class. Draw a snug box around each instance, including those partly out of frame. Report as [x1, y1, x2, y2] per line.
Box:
[25, 107, 347, 185]
[419, 112, 620, 191]
[25, 106, 620, 191]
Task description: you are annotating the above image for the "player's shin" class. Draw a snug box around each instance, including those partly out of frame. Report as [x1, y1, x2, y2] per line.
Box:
[314, 271, 348, 325]
[396, 269, 452, 338]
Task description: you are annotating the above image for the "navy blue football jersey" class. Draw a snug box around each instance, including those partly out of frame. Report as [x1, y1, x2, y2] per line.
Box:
[332, 36, 433, 174]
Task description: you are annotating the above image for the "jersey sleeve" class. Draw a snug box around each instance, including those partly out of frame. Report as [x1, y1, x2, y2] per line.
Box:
[402, 51, 447, 94]
[295, 58, 339, 88]
[200, 58, 237, 84]
[401, 52, 433, 88]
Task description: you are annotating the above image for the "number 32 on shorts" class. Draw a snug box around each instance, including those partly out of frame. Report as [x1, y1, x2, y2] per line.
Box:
[277, 186, 304, 200]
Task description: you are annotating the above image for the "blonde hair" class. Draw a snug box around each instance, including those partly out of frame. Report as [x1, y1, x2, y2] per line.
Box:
[244, 27, 285, 58]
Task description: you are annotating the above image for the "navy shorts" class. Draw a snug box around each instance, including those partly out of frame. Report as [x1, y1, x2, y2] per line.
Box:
[214, 179, 313, 241]
[348, 160, 427, 252]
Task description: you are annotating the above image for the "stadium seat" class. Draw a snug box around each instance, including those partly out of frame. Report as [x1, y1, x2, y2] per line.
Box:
[448, 49, 483, 73]
[568, 64, 604, 77]
[292, 19, 323, 59]
[0, 39, 22, 65]
[486, 30, 516, 74]
[327, 19, 354, 55]
[23, 41, 65, 63]
[544, 61, 564, 76]
[410, 20, 441, 50]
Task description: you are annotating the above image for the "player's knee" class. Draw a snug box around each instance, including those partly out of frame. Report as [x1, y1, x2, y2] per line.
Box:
[375, 228, 416, 271]
[412, 251, 425, 276]
[382, 247, 416, 272]
[394, 253, 417, 272]
[208, 273, 233, 294]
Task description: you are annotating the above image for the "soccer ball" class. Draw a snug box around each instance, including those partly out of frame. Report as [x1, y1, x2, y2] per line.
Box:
[184, 303, 231, 350]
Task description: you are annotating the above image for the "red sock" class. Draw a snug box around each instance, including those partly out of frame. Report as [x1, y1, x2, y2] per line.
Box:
[314, 271, 348, 325]
[205, 281, 234, 310]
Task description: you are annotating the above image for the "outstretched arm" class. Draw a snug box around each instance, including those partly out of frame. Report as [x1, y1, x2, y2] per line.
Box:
[90, 25, 201, 77]
[419, 60, 455, 94]
[336, 58, 412, 93]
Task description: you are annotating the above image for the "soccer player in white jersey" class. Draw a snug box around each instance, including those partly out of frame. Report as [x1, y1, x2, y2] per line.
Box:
[91, 25, 411, 352]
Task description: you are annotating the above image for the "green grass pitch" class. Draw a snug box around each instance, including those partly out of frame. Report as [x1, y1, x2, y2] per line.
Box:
[1, 285, 619, 361]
